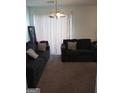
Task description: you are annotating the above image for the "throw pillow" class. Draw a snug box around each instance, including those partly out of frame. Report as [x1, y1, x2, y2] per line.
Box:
[26, 48, 39, 59]
[68, 42, 77, 50]
[38, 42, 47, 51]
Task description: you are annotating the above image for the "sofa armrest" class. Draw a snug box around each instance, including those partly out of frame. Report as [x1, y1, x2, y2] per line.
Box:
[91, 41, 97, 47]
[90, 43, 97, 50]
[46, 45, 50, 51]
[61, 44, 67, 57]
[61, 44, 66, 50]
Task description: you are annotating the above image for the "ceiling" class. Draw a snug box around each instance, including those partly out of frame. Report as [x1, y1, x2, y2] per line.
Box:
[26, 0, 97, 7]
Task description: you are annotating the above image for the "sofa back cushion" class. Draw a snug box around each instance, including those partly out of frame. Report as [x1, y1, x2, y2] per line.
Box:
[26, 41, 37, 51]
[77, 39, 91, 49]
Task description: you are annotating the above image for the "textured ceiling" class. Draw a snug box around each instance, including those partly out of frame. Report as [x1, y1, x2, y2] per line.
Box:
[26, 0, 97, 7]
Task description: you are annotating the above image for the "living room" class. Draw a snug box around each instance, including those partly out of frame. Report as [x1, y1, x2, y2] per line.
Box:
[1, 0, 124, 93]
[26, 0, 97, 93]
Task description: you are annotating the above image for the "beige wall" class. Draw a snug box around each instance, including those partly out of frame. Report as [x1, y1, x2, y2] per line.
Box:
[71, 6, 97, 40]
[28, 5, 97, 41]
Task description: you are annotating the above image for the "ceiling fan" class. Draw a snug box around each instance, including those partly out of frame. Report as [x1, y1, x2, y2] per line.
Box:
[49, 0, 65, 19]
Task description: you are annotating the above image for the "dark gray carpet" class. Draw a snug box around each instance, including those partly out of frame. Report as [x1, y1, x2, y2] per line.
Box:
[38, 55, 96, 93]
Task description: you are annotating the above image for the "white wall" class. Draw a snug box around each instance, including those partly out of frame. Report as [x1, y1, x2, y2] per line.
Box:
[26, 7, 30, 42]
[28, 5, 97, 40]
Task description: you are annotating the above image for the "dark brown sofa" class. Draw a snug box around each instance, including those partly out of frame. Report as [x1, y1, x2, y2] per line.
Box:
[61, 39, 97, 62]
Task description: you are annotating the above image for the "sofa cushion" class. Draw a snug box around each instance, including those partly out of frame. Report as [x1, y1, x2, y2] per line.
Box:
[38, 42, 47, 51]
[63, 39, 77, 49]
[26, 48, 39, 59]
[26, 57, 45, 79]
[68, 42, 77, 50]
[65, 50, 80, 57]
[26, 54, 35, 63]
[77, 39, 91, 49]
[27, 60, 43, 72]
[65, 49, 96, 58]
[37, 51, 49, 62]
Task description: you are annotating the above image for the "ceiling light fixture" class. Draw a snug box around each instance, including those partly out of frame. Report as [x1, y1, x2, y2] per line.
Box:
[49, 0, 65, 19]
